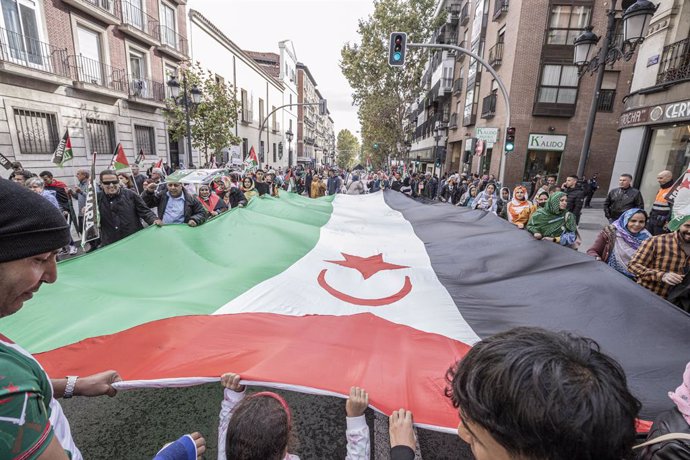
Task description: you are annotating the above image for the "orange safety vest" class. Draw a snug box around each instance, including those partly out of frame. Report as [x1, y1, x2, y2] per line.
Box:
[652, 186, 672, 213]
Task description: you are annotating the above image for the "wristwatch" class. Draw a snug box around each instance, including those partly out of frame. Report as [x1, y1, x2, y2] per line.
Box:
[64, 376, 78, 399]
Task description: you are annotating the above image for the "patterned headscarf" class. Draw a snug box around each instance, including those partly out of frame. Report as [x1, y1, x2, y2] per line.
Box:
[668, 362, 690, 425]
[507, 185, 529, 223]
[611, 208, 651, 250]
[527, 192, 577, 237]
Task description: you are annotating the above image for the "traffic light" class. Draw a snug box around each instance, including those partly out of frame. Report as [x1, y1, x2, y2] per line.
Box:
[388, 32, 407, 67]
[318, 99, 328, 116]
[505, 127, 516, 152]
[373, 143, 379, 149]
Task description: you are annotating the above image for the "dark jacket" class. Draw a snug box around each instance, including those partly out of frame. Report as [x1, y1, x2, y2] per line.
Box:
[640, 407, 690, 460]
[439, 183, 462, 205]
[604, 187, 644, 221]
[326, 175, 342, 195]
[255, 181, 270, 196]
[98, 188, 158, 246]
[586, 225, 615, 262]
[391, 179, 402, 192]
[564, 180, 588, 215]
[142, 188, 207, 225]
[225, 187, 247, 208]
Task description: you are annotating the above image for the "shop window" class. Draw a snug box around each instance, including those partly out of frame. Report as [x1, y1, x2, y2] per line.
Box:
[546, 5, 592, 45]
[523, 150, 564, 181]
[638, 126, 690, 207]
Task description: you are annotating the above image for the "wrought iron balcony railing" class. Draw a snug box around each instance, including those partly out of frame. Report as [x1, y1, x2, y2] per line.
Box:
[657, 37, 690, 85]
[460, 2, 469, 25]
[452, 77, 464, 94]
[69, 54, 127, 92]
[493, 0, 508, 20]
[597, 89, 616, 112]
[489, 42, 503, 67]
[129, 76, 165, 102]
[481, 93, 497, 118]
[0, 27, 70, 78]
[159, 25, 188, 56]
[120, 0, 160, 41]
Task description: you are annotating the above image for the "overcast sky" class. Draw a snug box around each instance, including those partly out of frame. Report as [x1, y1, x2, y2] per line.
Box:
[190, 0, 375, 140]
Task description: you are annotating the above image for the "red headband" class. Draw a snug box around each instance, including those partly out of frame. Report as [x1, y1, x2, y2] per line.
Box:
[251, 391, 292, 427]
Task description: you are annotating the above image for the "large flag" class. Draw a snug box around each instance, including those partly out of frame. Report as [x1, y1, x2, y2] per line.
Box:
[51, 129, 73, 167]
[2, 192, 688, 432]
[243, 146, 259, 172]
[110, 143, 131, 173]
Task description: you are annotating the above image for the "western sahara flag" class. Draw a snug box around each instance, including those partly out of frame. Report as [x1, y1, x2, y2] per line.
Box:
[2, 191, 688, 432]
[51, 129, 73, 167]
[243, 146, 259, 172]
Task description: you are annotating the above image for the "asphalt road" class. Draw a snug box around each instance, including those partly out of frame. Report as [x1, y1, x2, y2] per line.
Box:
[60, 383, 472, 459]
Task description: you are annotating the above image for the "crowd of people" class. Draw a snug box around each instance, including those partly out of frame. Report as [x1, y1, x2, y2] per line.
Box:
[2, 160, 690, 459]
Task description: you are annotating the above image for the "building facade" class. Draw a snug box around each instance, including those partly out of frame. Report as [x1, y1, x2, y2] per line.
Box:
[296, 62, 318, 166]
[610, 0, 690, 206]
[408, 0, 634, 193]
[0, 0, 189, 181]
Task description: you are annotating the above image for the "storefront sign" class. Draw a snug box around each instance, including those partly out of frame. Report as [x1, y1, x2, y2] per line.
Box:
[619, 100, 690, 129]
[475, 127, 499, 147]
[528, 134, 567, 151]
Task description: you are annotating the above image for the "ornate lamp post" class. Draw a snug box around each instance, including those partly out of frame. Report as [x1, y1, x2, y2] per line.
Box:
[286, 129, 294, 168]
[167, 75, 202, 167]
[573, 0, 657, 178]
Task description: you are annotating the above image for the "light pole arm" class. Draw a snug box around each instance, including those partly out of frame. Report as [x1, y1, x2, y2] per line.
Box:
[257, 102, 323, 159]
[407, 43, 511, 184]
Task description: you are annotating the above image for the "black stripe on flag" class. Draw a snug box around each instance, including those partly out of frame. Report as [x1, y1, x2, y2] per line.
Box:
[383, 190, 690, 421]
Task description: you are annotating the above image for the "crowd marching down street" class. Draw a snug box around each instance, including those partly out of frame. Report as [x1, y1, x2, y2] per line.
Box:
[2, 157, 690, 460]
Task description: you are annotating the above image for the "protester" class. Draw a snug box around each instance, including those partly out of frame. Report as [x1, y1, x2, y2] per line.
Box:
[26, 176, 60, 209]
[131, 164, 147, 192]
[496, 187, 510, 217]
[223, 178, 248, 209]
[117, 172, 136, 191]
[8, 160, 28, 179]
[638, 361, 690, 459]
[327, 169, 343, 195]
[587, 208, 650, 279]
[439, 176, 462, 205]
[504, 185, 530, 226]
[39, 170, 70, 211]
[444, 327, 641, 460]
[254, 169, 270, 196]
[472, 183, 497, 213]
[97, 170, 161, 246]
[72, 169, 89, 232]
[242, 176, 259, 202]
[584, 173, 599, 208]
[143, 179, 207, 227]
[311, 174, 326, 198]
[218, 373, 370, 459]
[604, 174, 644, 223]
[390, 173, 403, 192]
[459, 185, 478, 207]
[628, 209, 690, 307]
[347, 174, 365, 195]
[514, 190, 548, 229]
[648, 170, 674, 235]
[197, 184, 225, 217]
[526, 192, 578, 247]
[10, 169, 31, 186]
[562, 174, 588, 224]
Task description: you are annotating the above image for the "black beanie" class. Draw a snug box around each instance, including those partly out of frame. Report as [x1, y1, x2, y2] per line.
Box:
[0, 178, 71, 263]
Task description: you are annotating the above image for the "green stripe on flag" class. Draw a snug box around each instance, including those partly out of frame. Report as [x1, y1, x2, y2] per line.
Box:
[1, 192, 334, 354]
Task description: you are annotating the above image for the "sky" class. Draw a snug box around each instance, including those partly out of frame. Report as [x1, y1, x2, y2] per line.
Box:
[189, 0, 375, 140]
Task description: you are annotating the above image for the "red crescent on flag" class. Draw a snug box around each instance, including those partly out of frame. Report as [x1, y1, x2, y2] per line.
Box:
[317, 269, 412, 306]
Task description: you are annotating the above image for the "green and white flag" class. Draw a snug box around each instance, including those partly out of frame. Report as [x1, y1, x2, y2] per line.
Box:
[51, 129, 73, 167]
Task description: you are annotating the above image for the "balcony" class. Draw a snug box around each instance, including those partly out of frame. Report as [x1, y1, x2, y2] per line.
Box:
[442, 77, 453, 94]
[128, 76, 165, 107]
[118, 1, 160, 46]
[457, 40, 467, 62]
[481, 93, 497, 118]
[447, 1, 461, 23]
[463, 103, 477, 127]
[158, 25, 188, 60]
[460, 2, 470, 25]
[0, 28, 71, 84]
[488, 42, 503, 67]
[452, 77, 464, 94]
[597, 89, 616, 112]
[493, 0, 508, 20]
[657, 37, 690, 85]
[449, 112, 458, 129]
[305, 137, 315, 145]
[69, 54, 127, 97]
[62, 0, 120, 25]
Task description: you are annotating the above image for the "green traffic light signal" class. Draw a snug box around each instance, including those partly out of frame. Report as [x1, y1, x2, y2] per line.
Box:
[505, 142, 515, 152]
[373, 143, 379, 149]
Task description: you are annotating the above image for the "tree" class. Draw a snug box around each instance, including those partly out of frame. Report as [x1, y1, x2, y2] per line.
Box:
[340, 0, 443, 165]
[336, 129, 360, 169]
[165, 62, 242, 166]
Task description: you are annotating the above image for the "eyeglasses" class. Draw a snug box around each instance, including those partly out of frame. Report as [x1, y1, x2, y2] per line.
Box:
[101, 180, 119, 185]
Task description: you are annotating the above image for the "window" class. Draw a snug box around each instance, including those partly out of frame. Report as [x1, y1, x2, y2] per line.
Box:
[164, 63, 177, 97]
[14, 108, 59, 154]
[537, 64, 578, 104]
[129, 48, 145, 80]
[76, 25, 103, 83]
[547, 5, 591, 45]
[215, 74, 224, 85]
[160, 2, 176, 47]
[1, 0, 44, 65]
[134, 125, 155, 157]
[242, 137, 248, 158]
[122, 0, 144, 30]
[597, 71, 618, 112]
[87, 118, 115, 154]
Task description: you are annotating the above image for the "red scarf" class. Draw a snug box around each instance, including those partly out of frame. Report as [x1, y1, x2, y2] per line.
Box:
[198, 193, 219, 213]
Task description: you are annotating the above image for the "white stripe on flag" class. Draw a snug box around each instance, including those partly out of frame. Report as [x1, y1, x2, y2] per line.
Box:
[214, 192, 481, 345]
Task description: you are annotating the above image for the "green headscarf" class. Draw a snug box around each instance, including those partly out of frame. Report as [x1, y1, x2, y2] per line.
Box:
[526, 192, 577, 237]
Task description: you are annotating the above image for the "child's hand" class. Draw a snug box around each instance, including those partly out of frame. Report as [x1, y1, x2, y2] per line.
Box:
[389, 408, 416, 450]
[220, 373, 245, 392]
[346, 386, 369, 417]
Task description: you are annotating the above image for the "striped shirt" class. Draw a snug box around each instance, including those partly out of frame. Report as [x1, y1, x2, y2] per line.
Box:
[628, 232, 690, 298]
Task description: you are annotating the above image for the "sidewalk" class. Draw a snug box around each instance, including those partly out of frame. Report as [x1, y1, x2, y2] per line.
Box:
[577, 198, 608, 253]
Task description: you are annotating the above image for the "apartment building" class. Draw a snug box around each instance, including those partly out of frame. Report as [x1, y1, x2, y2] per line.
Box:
[408, 0, 634, 192]
[296, 62, 318, 166]
[610, 0, 690, 205]
[0, 0, 189, 179]
[187, 10, 288, 169]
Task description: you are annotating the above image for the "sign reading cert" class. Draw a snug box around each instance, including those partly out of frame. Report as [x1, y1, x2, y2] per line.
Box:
[528, 134, 567, 151]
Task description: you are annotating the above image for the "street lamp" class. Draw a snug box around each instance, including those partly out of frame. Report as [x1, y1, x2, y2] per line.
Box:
[573, 0, 657, 178]
[167, 74, 202, 167]
[286, 129, 294, 168]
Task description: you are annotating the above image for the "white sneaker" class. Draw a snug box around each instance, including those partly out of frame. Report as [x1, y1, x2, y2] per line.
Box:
[68, 245, 78, 255]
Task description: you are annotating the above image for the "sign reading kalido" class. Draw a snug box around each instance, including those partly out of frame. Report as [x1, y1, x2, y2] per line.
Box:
[528, 134, 567, 151]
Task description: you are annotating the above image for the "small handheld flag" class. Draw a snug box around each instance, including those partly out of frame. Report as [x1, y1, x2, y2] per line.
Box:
[243, 146, 259, 173]
[135, 149, 146, 165]
[52, 129, 74, 167]
[110, 143, 131, 173]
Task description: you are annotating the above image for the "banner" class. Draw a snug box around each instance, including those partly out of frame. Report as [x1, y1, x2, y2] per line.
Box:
[0, 152, 11, 170]
[51, 129, 73, 167]
[80, 152, 100, 247]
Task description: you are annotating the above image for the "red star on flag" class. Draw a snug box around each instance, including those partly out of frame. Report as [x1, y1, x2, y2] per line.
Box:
[680, 177, 690, 190]
[326, 253, 408, 280]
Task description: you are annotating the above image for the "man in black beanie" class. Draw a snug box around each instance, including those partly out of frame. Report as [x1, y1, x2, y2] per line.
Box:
[0, 179, 121, 459]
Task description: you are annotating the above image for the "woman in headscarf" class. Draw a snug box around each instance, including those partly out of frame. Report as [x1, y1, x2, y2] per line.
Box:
[526, 192, 577, 246]
[505, 185, 531, 226]
[472, 183, 497, 213]
[496, 187, 511, 218]
[587, 208, 650, 279]
[515, 190, 548, 229]
[458, 185, 478, 207]
[241, 177, 259, 202]
[197, 184, 226, 217]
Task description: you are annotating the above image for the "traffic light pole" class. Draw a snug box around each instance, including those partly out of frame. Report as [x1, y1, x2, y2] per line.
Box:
[407, 43, 511, 184]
